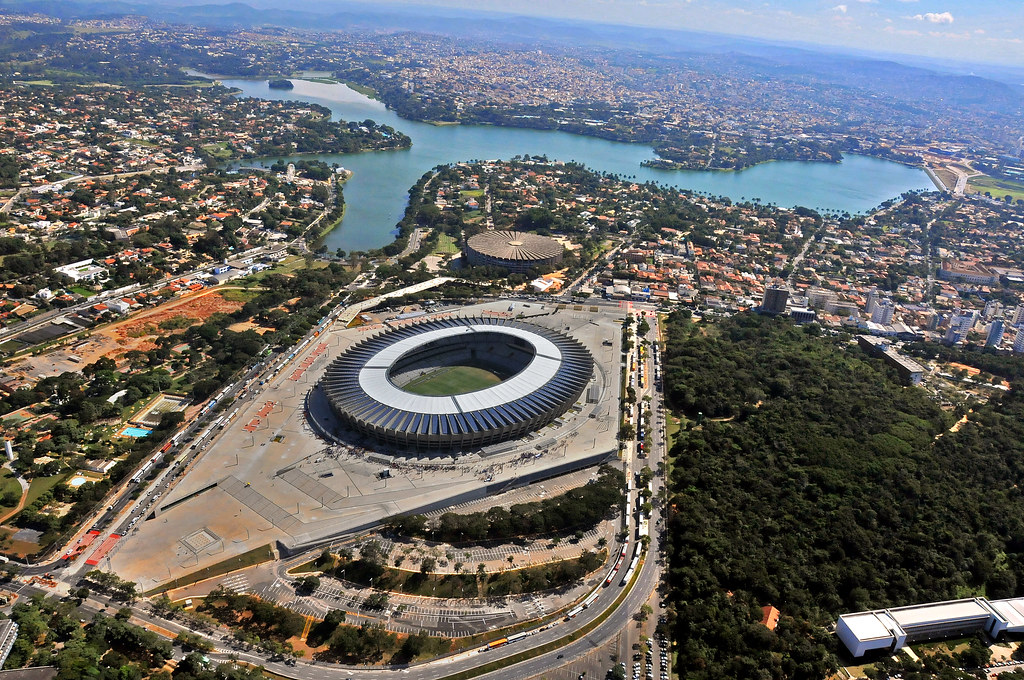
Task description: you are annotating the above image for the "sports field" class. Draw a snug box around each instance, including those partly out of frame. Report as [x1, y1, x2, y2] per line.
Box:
[968, 175, 1024, 203]
[402, 365, 503, 396]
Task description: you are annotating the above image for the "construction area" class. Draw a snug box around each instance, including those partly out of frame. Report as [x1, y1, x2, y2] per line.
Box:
[6, 288, 248, 380]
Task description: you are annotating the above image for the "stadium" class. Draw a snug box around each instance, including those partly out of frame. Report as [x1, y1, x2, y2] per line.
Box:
[465, 230, 564, 274]
[320, 317, 594, 451]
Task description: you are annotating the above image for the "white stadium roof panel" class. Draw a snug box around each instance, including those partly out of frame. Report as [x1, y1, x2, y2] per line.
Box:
[323, 317, 593, 451]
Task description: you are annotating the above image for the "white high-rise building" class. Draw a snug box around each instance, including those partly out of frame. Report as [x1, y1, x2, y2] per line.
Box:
[945, 311, 977, 345]
[983, 299, 1002, 321]
[1015, 328, 1024, 354]
[871, 299, 895, 325]
[1013, 306, 1024, 327]
[866, 289, 880, 317]
[986, 320, 1005, 348]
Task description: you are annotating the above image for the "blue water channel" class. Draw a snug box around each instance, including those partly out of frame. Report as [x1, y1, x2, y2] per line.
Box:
[216, 76, 935, 253]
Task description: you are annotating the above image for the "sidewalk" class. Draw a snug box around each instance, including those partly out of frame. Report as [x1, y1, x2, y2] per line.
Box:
[374, 518, 616, 575]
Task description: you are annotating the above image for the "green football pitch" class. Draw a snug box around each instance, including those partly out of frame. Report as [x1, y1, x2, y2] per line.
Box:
[401, 365, 503, 396]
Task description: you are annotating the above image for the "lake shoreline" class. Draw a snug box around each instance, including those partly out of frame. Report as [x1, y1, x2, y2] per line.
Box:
[210, 74, 935, 253]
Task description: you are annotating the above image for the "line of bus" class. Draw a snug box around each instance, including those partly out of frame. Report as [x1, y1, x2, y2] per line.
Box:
[483, 630, 531, 650]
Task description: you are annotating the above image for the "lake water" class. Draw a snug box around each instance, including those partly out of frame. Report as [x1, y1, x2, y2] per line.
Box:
[216, 77, 934, 253]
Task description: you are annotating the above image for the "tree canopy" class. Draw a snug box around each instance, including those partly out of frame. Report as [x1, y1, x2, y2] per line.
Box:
[662, 312, 1024, 678]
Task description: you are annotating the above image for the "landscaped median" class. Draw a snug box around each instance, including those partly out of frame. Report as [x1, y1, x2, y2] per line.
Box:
[291, 545, 608, 599]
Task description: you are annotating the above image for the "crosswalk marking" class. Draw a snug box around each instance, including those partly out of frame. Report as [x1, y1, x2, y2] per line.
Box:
[220, 574, 249, 594]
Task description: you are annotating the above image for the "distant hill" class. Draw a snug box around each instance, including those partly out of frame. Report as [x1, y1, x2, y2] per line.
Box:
[1, 0, 1020, 110]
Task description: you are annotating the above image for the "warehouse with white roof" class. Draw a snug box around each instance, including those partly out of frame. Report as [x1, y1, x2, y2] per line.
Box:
[838, 597, 1024, 658]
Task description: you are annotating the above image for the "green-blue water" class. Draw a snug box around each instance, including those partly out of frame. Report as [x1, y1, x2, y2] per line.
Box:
[217, 77, 934, 253]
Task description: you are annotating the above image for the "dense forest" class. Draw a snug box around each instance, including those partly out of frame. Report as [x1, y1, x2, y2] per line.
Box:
[662, 312, 1024, 679]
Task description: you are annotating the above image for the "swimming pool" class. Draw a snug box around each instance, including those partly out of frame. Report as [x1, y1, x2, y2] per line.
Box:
[121, 427, 152, 438]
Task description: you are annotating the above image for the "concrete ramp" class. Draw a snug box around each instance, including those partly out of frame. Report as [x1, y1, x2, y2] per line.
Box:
[277, 468, 348, 509]
[219, 476, 302, 534]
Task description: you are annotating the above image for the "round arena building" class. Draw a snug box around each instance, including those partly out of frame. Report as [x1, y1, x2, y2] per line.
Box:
[465, 230, 563, 274]
[321, 317, 593, 451]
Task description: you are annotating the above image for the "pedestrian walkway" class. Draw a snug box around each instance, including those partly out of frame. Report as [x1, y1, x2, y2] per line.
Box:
[368, 520, 613, 575]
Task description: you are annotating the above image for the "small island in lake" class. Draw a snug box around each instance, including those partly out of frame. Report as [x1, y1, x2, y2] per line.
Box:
[268, 78, 294, 89]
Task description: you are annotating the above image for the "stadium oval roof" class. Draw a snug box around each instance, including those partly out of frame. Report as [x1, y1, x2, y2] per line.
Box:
[321, 317, 594, 451]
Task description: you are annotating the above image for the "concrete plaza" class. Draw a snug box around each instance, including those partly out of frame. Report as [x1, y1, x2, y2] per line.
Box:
[108, 299, 625, 592]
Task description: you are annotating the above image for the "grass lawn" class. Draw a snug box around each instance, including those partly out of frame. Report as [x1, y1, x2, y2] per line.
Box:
[242, 255, 320, 282]
[343, 81, 378, 99]
[432, 233, 460, 255]
[402, 366, 502, 396]
[931, 167, 957, 190]
[217, 287, 261, 303]
[665, 413, 681, 446]
[969, 175, 1024, 204]
[0, 470, 22, 514]
[69, 286, 96, 298]
[0, 340, 24, 354]
[460, 189, 484, 198]
[25, 472, 71, 507]
[147, 543, 275, 596]
[201, 142, 232, 160]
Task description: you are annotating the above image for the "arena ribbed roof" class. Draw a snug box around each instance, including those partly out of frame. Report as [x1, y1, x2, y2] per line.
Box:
[466, 230, 563, 263]
[320, 317, 594, 451]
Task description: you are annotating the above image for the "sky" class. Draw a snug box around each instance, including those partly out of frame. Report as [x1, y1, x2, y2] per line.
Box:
[376, 0, 1024, 66]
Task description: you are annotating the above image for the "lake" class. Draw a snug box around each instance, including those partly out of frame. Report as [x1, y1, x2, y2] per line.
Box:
[215, 76, 935, 253]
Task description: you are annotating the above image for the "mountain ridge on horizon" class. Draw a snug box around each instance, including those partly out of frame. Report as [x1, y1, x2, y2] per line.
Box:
[1, 0, 1022, 99]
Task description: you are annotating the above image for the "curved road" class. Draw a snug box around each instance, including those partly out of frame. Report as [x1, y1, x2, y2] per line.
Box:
[198, 314, 668, 680]
[12, 301, 666, 680]
[201, 537, 661, 680]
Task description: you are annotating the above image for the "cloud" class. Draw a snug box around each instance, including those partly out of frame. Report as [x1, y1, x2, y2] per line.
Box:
[833, 4, 847, 13]
[927, 31, 971, 40]
[911, 11, 954, 24]
[884, 25, 922, 37]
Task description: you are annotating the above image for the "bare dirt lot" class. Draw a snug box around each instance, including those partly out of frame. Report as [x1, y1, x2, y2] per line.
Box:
[10, 288, 247, 379]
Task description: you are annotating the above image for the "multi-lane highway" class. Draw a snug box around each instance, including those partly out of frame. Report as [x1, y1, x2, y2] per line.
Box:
[191, 505, 665, 680]
[12, 290, 670, 680]
[189, 308, 671, 680]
